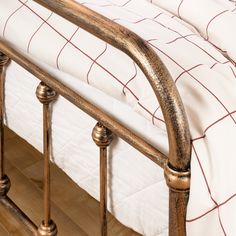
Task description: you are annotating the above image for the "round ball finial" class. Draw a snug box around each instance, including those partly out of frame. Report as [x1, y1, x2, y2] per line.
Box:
[36, 82, 57, 104]
[0, 175, 11, 197]
[92, 122, 113, 147]
[0, 52, 9, 69]
[37, 220, 57, 236]
[164, 163, 190, 192]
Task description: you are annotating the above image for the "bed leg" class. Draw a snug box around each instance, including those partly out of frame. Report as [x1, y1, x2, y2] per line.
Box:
[0, 52, 10, 197]
[92, 122, 113, 236]
[164, 163, 190, 236]
[36, 82, 57, 236]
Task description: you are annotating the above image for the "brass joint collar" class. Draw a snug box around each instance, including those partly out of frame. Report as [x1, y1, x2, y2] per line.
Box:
[37, 220, 57, 236]
[92, 122, 113, 147]
[36, 82, 57, 104]
[164, 163, 190, 192]
[0, 52, 9, 68]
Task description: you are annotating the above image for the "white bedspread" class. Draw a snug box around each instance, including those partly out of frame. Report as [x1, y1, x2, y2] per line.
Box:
[148, 0, 236, 63]
[1, 0, 236, 235]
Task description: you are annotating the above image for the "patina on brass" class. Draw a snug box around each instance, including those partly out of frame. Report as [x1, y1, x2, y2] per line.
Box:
[36, 82, 57, 104]
[0, 175, 10, 197]
[0, 41, 167, 168]
[0, 52, 10, 197]
[33, 0, 191, 171]
[36, 82, 57, 236]
[165, 164, 190, 236]
[92, 122, 113, 236]
[37, 221, 57, 236]
[0, 0, 192, 235]
[164, 164, 190, 192]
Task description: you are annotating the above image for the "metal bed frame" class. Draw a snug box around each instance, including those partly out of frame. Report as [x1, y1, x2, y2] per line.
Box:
[0, 0, 191, 235]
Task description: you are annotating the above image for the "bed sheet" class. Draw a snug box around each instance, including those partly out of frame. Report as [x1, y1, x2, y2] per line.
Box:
[148, 0, 236, 64]
[2, 0, 236, 235]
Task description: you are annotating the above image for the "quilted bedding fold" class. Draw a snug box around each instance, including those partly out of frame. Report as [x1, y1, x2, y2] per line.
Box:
[1, 0, 236, 235]
[147, 0, 236, 64]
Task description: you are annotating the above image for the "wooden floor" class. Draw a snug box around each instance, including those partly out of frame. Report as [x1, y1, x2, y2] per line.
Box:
[0, 127, 141, 236]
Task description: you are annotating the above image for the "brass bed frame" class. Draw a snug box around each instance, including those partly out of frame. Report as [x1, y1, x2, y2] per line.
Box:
[0, 0, 191, 235]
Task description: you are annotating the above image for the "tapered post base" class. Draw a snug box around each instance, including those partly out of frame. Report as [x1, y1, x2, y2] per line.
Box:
[37, 220, 57, 236]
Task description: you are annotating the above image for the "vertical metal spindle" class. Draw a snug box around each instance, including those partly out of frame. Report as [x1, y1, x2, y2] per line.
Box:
[92, 122, 113, 236]
[164, 163, 190, 236]
[36, 82, 57, 236]
[100, 147, 107, 235]
[0, 52, 10, 197]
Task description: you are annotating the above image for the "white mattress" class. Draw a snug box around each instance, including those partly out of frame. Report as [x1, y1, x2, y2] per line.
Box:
[2, 0, 236, 235]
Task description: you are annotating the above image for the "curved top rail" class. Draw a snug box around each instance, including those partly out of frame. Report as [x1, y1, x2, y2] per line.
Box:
[36, 0, 191, 171]
[0, 41, 167, 168]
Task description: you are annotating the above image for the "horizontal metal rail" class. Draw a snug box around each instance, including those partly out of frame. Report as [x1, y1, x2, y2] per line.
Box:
[0, 40, 167, 168]
[0, 1, 192, 234]
[33, 0, 191, 172]
[0, 196, 37, 235]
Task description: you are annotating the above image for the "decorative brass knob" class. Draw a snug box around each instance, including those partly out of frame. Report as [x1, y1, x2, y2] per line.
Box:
[0, 52, 9, 69]
[0, 175, 11, 197]
[36, 82, 57, 104]
[92, 122, 113, 147]
[37, 220, 57, 236]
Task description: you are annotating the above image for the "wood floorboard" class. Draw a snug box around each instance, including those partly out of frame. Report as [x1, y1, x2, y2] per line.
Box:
[1, 127, 141, 236]
[0, 222, 11, 236]
[0, 197, 35, 236]
[5, 160, 88, 236]
[4, 131, 41, 170]
[23, 160, 140, 236]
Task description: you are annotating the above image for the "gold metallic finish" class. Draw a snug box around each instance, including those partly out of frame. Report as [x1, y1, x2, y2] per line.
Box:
[37, 220, 57, 236]
[165, 161, 190, 235]
[0, 52, 9, 69]
[92, 122, 113, 148]
[169, 190, 189, 236]
[0, 41, 168, 169]
[0, 52, 10, 198]
[36, 82, 57, 104]
[33, 0, 191, 172]
[43, 103, 51, 227]
[100, 148, 107, 236]
[0, 0, 192, 234]
[92, 123, 113, 236]
[0, 175, 10, 197]
[0, 52, 9, 180]
[164, 164, 190, 192]
[36, 82, 57, 234]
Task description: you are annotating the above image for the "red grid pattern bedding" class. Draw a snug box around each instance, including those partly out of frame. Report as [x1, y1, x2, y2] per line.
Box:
[1, 0, 236, 235]
[148, 0, 236, 64]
